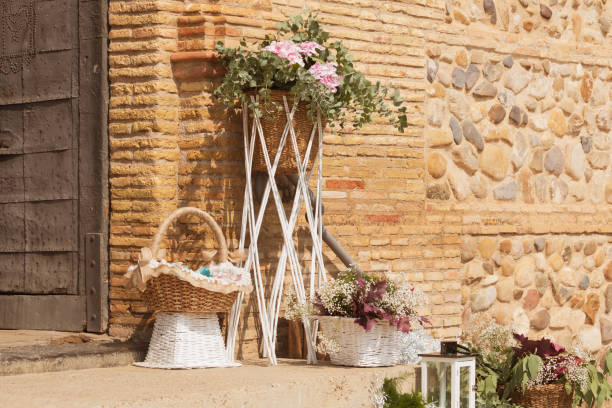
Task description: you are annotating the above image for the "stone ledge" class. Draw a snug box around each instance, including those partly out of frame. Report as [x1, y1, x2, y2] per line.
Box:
[170, 51, 225, 80]
[170, 51, 218, 63]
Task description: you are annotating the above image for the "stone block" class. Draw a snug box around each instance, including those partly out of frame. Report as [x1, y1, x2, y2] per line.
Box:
[524, 288, 541, 310]
[427, 152, 447, 179]
[515, 257, 535, 287]
[530, 309, 550, 330]
[578, 326, 602, 352]
[461, 238, 478, 263]
[602, 317, 612, 343]
[470, 286, 497, 312]
[503, 64, 530, 94]
[452, 145, 479, 175]
[549, 307, 571, 329]
[583, 293, 601, 324]
[480, 144, 510, 180]
[478, 237, 497, 259]
[496, 278, 514, 302]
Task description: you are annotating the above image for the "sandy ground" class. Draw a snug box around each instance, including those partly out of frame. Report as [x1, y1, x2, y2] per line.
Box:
[0, 359, 415, 408]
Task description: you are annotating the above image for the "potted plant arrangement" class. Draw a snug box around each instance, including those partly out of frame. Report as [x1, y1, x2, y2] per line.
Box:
[287, 268, 428, 367]
[214, 13, 408, 174]
[462, 318, 612, 408]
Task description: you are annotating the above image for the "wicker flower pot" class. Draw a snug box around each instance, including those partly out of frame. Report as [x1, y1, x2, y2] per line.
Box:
[317, 316, 402, 367]
[511, 383, 573, 408]
[245, 90, 320, 174]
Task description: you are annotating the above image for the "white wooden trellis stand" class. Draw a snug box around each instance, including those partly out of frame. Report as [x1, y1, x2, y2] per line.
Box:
[233, 95, 327, 365]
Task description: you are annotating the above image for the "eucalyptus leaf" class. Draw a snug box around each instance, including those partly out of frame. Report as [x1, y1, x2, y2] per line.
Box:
[526, 355, 541, 379]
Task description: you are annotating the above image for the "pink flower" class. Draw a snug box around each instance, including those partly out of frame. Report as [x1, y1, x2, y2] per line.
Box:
[263, 40, 304, 66]
[308, 62, 341, 92]
[298, 41, 325, 57]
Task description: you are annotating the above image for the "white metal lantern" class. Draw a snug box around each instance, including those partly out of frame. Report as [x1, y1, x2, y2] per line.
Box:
[419, 353, 476, 408]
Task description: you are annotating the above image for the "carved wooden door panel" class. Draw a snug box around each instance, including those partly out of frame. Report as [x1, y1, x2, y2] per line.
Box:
[0, 0, 108, 331]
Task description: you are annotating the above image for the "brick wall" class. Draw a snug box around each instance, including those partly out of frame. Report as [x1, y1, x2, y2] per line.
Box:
[108, 0, 182, 335]
[108, 0, 612, 357]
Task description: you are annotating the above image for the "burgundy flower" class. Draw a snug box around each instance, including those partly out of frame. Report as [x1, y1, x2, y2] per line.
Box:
[513, 333, 565, 359]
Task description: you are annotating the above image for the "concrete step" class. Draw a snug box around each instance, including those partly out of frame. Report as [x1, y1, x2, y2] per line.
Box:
[1, 340, 146, 376]
[0, 359, 416, 407]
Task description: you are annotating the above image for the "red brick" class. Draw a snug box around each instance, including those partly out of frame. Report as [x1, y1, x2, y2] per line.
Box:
[365, 214, 400, 223]
[325, 179, 365, 190]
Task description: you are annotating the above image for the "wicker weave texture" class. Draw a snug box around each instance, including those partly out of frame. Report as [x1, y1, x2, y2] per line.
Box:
[246, 90, 319, 174]
[511, 383, 573, 408]
[143, 275, 238, 313]
[143, 207, 239, 313]
[135, 312, 240, 369]
[318, 316, 402, 367]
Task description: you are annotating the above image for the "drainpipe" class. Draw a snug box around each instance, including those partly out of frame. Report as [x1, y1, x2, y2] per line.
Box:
[253, 173, 363, 274]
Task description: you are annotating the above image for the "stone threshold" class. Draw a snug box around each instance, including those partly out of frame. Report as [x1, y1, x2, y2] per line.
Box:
[0, 332, 146, 376]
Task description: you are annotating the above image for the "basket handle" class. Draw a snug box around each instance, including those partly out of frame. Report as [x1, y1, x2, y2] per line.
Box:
[150, 207, 228, 263]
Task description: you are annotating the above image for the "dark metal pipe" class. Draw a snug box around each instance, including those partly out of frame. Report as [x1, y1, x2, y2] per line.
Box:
[320, 228, 363, 273]
[253, 173, 363, 274]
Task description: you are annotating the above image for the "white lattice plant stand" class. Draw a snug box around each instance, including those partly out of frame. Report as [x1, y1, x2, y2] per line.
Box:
[238, 95, 327, 365]
[135, 312, 240, 369]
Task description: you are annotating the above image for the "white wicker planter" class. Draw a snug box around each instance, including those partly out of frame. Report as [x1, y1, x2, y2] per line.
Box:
[317, 316, 402, 367]
[135, 312, 240, 369]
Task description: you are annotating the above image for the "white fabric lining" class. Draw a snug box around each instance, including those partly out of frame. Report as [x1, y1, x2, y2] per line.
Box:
[126, 248, 252, 294]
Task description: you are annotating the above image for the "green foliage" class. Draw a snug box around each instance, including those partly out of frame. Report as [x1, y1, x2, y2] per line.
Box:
[382, 378, 427, 408]
[467, 343, 518, 407]
[502, 354, 542, 399]
[467, 327, 612, 408]
[336, 266, 379, 285]
[213, 12, 408, 133]
[476, 392, 523, 408]
[573, 349, 612, 408]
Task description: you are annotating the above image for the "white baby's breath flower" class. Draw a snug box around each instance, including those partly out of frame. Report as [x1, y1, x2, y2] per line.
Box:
[316, 332, 340, 355]
[462, 314, 516, 360]
[317, 278, 355, 316]
[285, 293, 314, 321]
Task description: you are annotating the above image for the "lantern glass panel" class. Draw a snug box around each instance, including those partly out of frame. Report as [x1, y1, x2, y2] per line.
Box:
[460, 365, 470, 407]
[425, 362, 451, 408]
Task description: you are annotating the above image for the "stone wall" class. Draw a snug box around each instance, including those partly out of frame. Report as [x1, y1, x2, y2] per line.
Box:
[425, 51, 612, 206]
[462, 235, 612, 351]
[423, 0, 612, 350]
[107, 0, 612, 357]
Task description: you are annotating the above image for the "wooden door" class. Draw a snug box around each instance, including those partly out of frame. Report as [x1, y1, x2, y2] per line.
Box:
[0, 0, 107, 332]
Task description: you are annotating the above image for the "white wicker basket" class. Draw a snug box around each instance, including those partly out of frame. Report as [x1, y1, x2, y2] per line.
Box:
[317, 316, 402, 367]
[135, 312, 240, 369]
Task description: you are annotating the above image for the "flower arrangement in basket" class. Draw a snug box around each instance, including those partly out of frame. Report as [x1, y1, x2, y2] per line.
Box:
[462, 317, 612, 408]
[287, 268, 428, 367]
[213, 13, 408, 174]
[125, 207, 252, 313]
